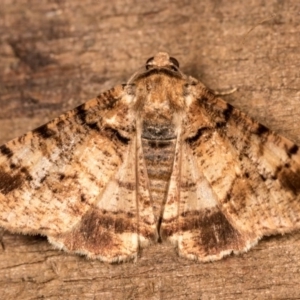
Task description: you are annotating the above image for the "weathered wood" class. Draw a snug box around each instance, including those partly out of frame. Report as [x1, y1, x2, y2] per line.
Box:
[1, 0, 300, 299]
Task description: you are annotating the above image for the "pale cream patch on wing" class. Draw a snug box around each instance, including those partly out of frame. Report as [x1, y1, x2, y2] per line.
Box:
[159, 130, 182, 242]
[136, 127, 158, 247]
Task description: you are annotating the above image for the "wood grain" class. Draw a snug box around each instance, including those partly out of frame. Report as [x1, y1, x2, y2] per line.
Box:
[1, 0, 300, 299]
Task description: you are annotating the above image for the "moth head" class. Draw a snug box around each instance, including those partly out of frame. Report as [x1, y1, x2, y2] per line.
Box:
[146, 52, 179, 72]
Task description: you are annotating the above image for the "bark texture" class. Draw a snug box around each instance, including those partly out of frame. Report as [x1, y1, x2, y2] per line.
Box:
[1, 1, 300, 299]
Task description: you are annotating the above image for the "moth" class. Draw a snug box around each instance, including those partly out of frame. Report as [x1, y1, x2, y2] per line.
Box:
[0, 52, 300, 263]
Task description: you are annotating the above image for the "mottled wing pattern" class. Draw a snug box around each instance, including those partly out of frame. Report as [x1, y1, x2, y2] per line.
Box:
[164, 83, 300, 261]
[0, 85, 156, 262]
[162, 138, 250, 261]
[198, 90, 300, 235]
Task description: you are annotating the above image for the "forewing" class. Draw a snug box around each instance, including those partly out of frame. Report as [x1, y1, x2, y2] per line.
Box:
[51, 133, 157, 262]
[164, 141, 251, 261]
[172, 84, 300, 261]
[160, 129, 253, 261]
[162, 83, 300, 262]
[0, 85, 153, 262]
[195, 89, 300, 235]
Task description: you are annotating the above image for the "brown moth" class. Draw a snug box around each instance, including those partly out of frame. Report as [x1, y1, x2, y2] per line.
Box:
[0, 52, 300, 263]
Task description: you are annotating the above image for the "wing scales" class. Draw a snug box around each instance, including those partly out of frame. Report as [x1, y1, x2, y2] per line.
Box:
[0, 85, 157, 262]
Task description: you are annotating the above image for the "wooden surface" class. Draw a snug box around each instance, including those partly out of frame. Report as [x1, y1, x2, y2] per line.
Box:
[1, 1, 300, 299]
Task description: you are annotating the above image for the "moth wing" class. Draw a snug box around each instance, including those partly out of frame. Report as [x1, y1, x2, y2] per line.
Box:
[162, 85, 300, 261]
[197, 92, 300, 237]
[51, 132, 157, 262]
[160, 134, 249, 261]
[0, 86, 156, 262]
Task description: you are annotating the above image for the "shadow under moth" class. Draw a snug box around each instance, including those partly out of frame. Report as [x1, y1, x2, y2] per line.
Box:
[0, 52, 300, 263]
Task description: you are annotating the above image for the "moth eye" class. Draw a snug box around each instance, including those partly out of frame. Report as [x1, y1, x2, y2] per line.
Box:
[169, 57, 180, 69]
[146, 57, 154, 70]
